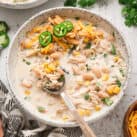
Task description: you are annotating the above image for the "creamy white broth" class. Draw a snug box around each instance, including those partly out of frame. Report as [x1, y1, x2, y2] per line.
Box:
[15, 16, 127, 121]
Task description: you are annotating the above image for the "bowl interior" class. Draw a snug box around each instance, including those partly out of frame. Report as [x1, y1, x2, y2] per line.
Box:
[7, 7, 131, 127]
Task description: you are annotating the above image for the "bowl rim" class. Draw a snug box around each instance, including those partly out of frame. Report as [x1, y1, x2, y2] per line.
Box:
[0, 0, 48, 9]
[6, 7, 132, 127]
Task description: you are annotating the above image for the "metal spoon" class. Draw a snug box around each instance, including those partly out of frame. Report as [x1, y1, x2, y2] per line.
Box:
[42, 75, 97, 137]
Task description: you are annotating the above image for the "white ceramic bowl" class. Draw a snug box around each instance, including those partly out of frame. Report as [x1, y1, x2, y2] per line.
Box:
[7, 7, 131, 127]
[0, 0, 48, 9]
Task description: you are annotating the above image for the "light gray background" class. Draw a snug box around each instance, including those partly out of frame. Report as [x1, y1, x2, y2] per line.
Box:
[0, 0, 137, 136]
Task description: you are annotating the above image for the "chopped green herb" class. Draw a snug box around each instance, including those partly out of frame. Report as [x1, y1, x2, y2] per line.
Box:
[45, 56, 49, 60]
[111, 65, 115, 67]
[37, 106, 46, 113]
[103, 53, 108, 58]
[58, 75, 65, 82]
[90, 56, 96, 60]
[22, 58, 31, 65]
[116, 79, 121, 87]
[119, 68, 125, 77]
[102, 98, 113, 106]
[95, 86, 100, 92]
[85, 42, 92, 49]
[84, 93, 90, 100]
[84, 23, 89, 26]
[78, 0, 96, 7]
[112, 31, 115, 38]
[69, 45, 76, 54]
[111, 43, 116, 55]
[86, 64, 90, 71]
[96, 82, 101, 87]
[75, 17, 80, 20]
[60, 67, 69, 74]
[24, 96, 31, 101]
[26, 61, 31, 65]
[64, 0, 77, 6]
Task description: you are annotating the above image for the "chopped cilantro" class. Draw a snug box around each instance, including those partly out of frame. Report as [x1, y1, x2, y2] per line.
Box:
[58, 75, 65, 82]
[37, 106, 46, 113]
[22, 58, 31, 65]
[112, 31, 115, 38]
[85, 42, 92, 49]
[111, 44, 116, 55]
[84, 93, 90, 100]
[116, 79, 121, 87]
[69, 45, 76, 54]
[75, 17, 80, 20]
[45, 56, 49, 60]
[103, 53, 108, 58]
[119, 68, 125, 77]
[24, 96, 31, 101]
[26, 61, 31, 65]
[90, 56, 96, 60]
[102, 98, 113, 106]
[86, 64, 90, 71]
[96, 82, 101, 87]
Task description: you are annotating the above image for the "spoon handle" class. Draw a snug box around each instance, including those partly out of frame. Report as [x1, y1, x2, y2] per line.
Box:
[61, 92, 96, 137]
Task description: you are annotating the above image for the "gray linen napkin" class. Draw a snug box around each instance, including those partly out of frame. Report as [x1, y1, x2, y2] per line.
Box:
[0, 80, 83, 137]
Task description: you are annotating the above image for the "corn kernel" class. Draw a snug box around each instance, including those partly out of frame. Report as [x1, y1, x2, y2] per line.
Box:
[107, 85, 115, 95]
[25, 43, 32, 49]
[73, 51, 80, 56]
[41, 44, 53, 54]
[42, 63, 48, 68]
[113, 86, 120, 94]
[113, 56, 119, 62]
[32, 27, 42, 33]
[77, 109, 91, 116]
[48, 63, 56, 71]
[84, 81, 90, 86]
[86, 25, 93, 33]
[44, 68, 51, 73]
[78, 109, 85, 116]
[62, 114, 69, 121]
[102, 74, 109, 81]
[95, 105, 101, 111]
[83, 38, 89, 43]
[77, 81, 83, 86]
[60, 99, 65, 104]
[68, 89, 74, 94]
[84, 109, 91, 116]
[24, 90, 31, 96]
[78, 21, 85, 29]
[54, 61, 60, 66]
[107, 85, 121, 95]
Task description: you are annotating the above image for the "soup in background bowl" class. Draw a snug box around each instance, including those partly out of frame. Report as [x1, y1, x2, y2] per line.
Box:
[7, 7, 131, 127]
[0, 0, 48, 9]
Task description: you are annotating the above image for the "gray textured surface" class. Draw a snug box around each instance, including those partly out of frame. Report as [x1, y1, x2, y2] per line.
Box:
[0, 0, 137, 136]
